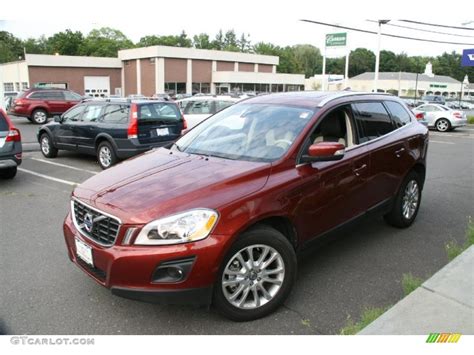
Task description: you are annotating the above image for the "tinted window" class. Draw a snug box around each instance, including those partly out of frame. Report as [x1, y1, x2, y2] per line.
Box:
[102, 104, 129, 124]
[64, 91, 82, 101]
[385, 101, 412, 128]
[29, 91, 64, 100]
[0, 112, 8, 131]
[183, 100, 212, 115]
[138, 103, 181, 121]
[352, 102, 394, 143]
[62, 105, 85, 122]
[28, 92, 46, 99]
[82, 105, 103, 122]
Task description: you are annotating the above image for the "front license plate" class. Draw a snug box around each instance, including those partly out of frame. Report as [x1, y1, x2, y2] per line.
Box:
[156, 128, 169, 136]
[75, 238, 94, 266]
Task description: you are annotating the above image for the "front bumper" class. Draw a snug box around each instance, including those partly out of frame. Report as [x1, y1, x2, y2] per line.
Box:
[63, 213, 228, 305]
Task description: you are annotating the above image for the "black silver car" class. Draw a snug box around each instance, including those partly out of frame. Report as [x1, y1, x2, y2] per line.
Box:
[0, 109, 22, 179]
[37, 99, 186, 169]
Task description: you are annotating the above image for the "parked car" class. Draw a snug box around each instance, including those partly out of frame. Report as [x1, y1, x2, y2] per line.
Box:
[63, 91, 429, 321]
[9, 88, 83, 124]
[445, 101, 461, 110]
[176, 95, 242, 129]
[413, 103, 467, 132]
[0, 108, 22, 179]
[37, 99, 186, 169]
[419, 95, 445, 105]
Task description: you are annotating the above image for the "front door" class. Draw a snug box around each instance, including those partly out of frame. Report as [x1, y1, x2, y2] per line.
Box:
[55, 105, 85, 150]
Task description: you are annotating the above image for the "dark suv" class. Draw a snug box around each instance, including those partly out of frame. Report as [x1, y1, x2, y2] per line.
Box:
[63, 92, 429, 321]
[0, 108, 22, 179]
[37, 99, 186, 169]
[9, 88, 83, 124]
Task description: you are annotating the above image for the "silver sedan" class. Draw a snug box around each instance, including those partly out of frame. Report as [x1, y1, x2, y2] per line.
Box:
[413, 104, 467, 132]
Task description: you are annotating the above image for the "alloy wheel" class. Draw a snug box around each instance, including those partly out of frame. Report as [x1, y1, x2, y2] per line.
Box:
[99, 146, 112, 168]
[34, 111, 47, 124]
[222, 244, 285, 309]
[436, 119, 449, 132]
[402, 180, 419, 220]
[41, 136, 50, 155]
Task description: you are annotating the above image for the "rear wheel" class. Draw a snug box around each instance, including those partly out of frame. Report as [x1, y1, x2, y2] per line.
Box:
[213, 225, 297, 321]
[97, 141, 117, 169]
[32, 109, 48, 124]
[0, 167, 17, 179]
[40, 133, 58, 158]
[384, 171, 422, 228]
[435, 118, 450, 132]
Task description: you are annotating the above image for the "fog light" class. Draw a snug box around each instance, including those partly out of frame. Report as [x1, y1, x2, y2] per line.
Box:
[151, 257, 195, 283]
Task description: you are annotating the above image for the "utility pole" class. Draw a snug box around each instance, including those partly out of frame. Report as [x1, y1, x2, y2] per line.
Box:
[374, 20, 390, 93]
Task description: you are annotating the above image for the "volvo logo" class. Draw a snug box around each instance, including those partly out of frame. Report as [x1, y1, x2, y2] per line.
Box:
[84, 213, 94, 233]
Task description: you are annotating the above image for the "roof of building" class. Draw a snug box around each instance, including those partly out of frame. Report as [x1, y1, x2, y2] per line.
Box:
[350, 72, 461, 84]
[24, 54, 122, 68]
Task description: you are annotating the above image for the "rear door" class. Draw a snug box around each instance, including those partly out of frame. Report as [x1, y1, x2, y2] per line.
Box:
[137, 102, 184, 145]
[45, 91, 68, 114]
[95, 103, 130, 144]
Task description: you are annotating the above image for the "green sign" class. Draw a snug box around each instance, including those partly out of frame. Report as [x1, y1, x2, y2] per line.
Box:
[430, 84, 447, 89]
[326, 33, 347, 47]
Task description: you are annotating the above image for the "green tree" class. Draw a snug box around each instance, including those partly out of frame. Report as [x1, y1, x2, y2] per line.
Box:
[223, 30, 239, 52]
[138, 32, 192, 48]
[23, 36, 48, 54]
[193, 33, 213, 49]
[212, 30, 224, 50]
[47, 29, 84, 55]
[80, 27, 134, 57]
[380, 50, 397, 72]
[0, 31, 24, 63]
[349, 48, 375, 77]
[238, 33, 252, 53]
[293, 44, 322, 77]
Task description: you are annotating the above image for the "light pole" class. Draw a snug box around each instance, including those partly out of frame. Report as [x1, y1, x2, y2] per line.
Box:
[374, 20, 390, 93]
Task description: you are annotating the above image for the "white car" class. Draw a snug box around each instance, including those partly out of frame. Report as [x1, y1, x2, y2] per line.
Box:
[413, 104, 467, 132]
[176, 95, 242, 129]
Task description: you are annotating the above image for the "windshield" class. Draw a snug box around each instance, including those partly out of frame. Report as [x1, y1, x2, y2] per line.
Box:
[173, 103, 315, 162]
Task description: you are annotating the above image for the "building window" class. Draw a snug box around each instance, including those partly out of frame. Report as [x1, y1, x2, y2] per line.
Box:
[22, 82, 29, 90]
[165, 82, 186, 95]
[271, 84, 284, 92]
[15, 82, 20, 91]
[3, 82, 14, 92]
[192, 82, 211, 95]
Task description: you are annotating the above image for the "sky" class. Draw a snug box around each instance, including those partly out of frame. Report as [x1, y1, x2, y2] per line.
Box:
[1, 0, 473, 57]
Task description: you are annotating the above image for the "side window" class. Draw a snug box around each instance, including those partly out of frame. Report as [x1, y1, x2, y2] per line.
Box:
[184, 100, 212, 115]
[102, 105, 129, 124]
[64, 91, 82, 101]
[385, 101, 412, 128]
[352, 102, 394, 143]
[28, 92, 46, 99]
[215, 101, 234, 113]
[44, 91, 65, 100]
[62, 105, 85, 122]
[82, 105, 103, 122]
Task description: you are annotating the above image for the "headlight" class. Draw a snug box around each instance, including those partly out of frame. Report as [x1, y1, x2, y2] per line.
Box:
[134, 209, 218, 245]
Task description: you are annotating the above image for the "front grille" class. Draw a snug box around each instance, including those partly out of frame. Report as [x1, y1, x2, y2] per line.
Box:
[72, 199, 121, 246]
[76, 258, 107, 282]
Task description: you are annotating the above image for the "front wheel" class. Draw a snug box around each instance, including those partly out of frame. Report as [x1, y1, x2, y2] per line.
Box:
[435, 118, 450, 132]
[384, 171, 422, 228]
[40, 133, 58, 158]
[32, 109, 48, 124]
[213, 225, 297, 321]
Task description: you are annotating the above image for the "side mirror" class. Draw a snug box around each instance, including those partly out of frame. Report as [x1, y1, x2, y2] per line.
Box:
[54, 115, 62, 123]
[302, 142, 345, 163]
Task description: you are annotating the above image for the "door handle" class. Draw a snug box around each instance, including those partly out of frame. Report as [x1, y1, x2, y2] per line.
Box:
[353, 164, 367, 176]
[395, 148, 405, 157]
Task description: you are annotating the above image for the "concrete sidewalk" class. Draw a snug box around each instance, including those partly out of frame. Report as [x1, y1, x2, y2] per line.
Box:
[360, 246, 473, 335]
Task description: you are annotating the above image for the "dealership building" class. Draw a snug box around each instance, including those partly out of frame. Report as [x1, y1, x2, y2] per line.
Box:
[0, 46, 305, 104]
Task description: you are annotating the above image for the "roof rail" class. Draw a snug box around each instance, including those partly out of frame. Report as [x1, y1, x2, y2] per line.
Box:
[317, 91, 394, 108]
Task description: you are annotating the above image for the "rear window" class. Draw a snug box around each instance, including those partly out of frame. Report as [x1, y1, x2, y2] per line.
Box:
[138, 103, 181, 121]
[384, 101, 412, 128]
[352, 102, 395, 143]
[0, 112, 8, 131]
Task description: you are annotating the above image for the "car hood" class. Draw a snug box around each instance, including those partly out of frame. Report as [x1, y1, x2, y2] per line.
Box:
[73, 148, 271, 224]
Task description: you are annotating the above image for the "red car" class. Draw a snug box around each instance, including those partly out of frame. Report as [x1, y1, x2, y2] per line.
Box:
[63, 92, 429, 321]
[9, 88, 83, 124]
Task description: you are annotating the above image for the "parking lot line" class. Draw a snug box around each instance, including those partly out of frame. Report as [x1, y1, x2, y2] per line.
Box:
[18, 168, 78, 186]
[29, 157, 98, 175]
[430, 140, 455, 145]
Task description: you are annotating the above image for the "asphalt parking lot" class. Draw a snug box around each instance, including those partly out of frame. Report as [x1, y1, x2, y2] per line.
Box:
[1, 116, 473, 335]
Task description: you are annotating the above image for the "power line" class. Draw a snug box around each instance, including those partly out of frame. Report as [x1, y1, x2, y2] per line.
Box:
[300, 19, 474, 45]
[366, 20, 474, 38]
[399, 20, 474, 31]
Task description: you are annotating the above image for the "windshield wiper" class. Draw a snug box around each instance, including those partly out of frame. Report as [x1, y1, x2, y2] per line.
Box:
[172, 143, 183, 152]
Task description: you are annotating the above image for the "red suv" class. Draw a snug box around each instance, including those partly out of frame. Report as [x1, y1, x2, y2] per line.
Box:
[10, 88, 83, 124]
[63, 92, 429, 321]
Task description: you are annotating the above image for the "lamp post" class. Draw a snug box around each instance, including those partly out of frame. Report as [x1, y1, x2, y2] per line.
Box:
[374, 20, 390, 93]
[414, 73, 419, 102]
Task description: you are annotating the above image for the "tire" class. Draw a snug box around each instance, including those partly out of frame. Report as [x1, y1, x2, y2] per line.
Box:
[97, 141, 117, 169]
[0, 167, 17, 179]
[213, 225, 297, 321]
[39, 133, 58, 158]
[435, 118, 450, 132]
[384, 171, 422, 228]
[31, 109, 48, 124]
